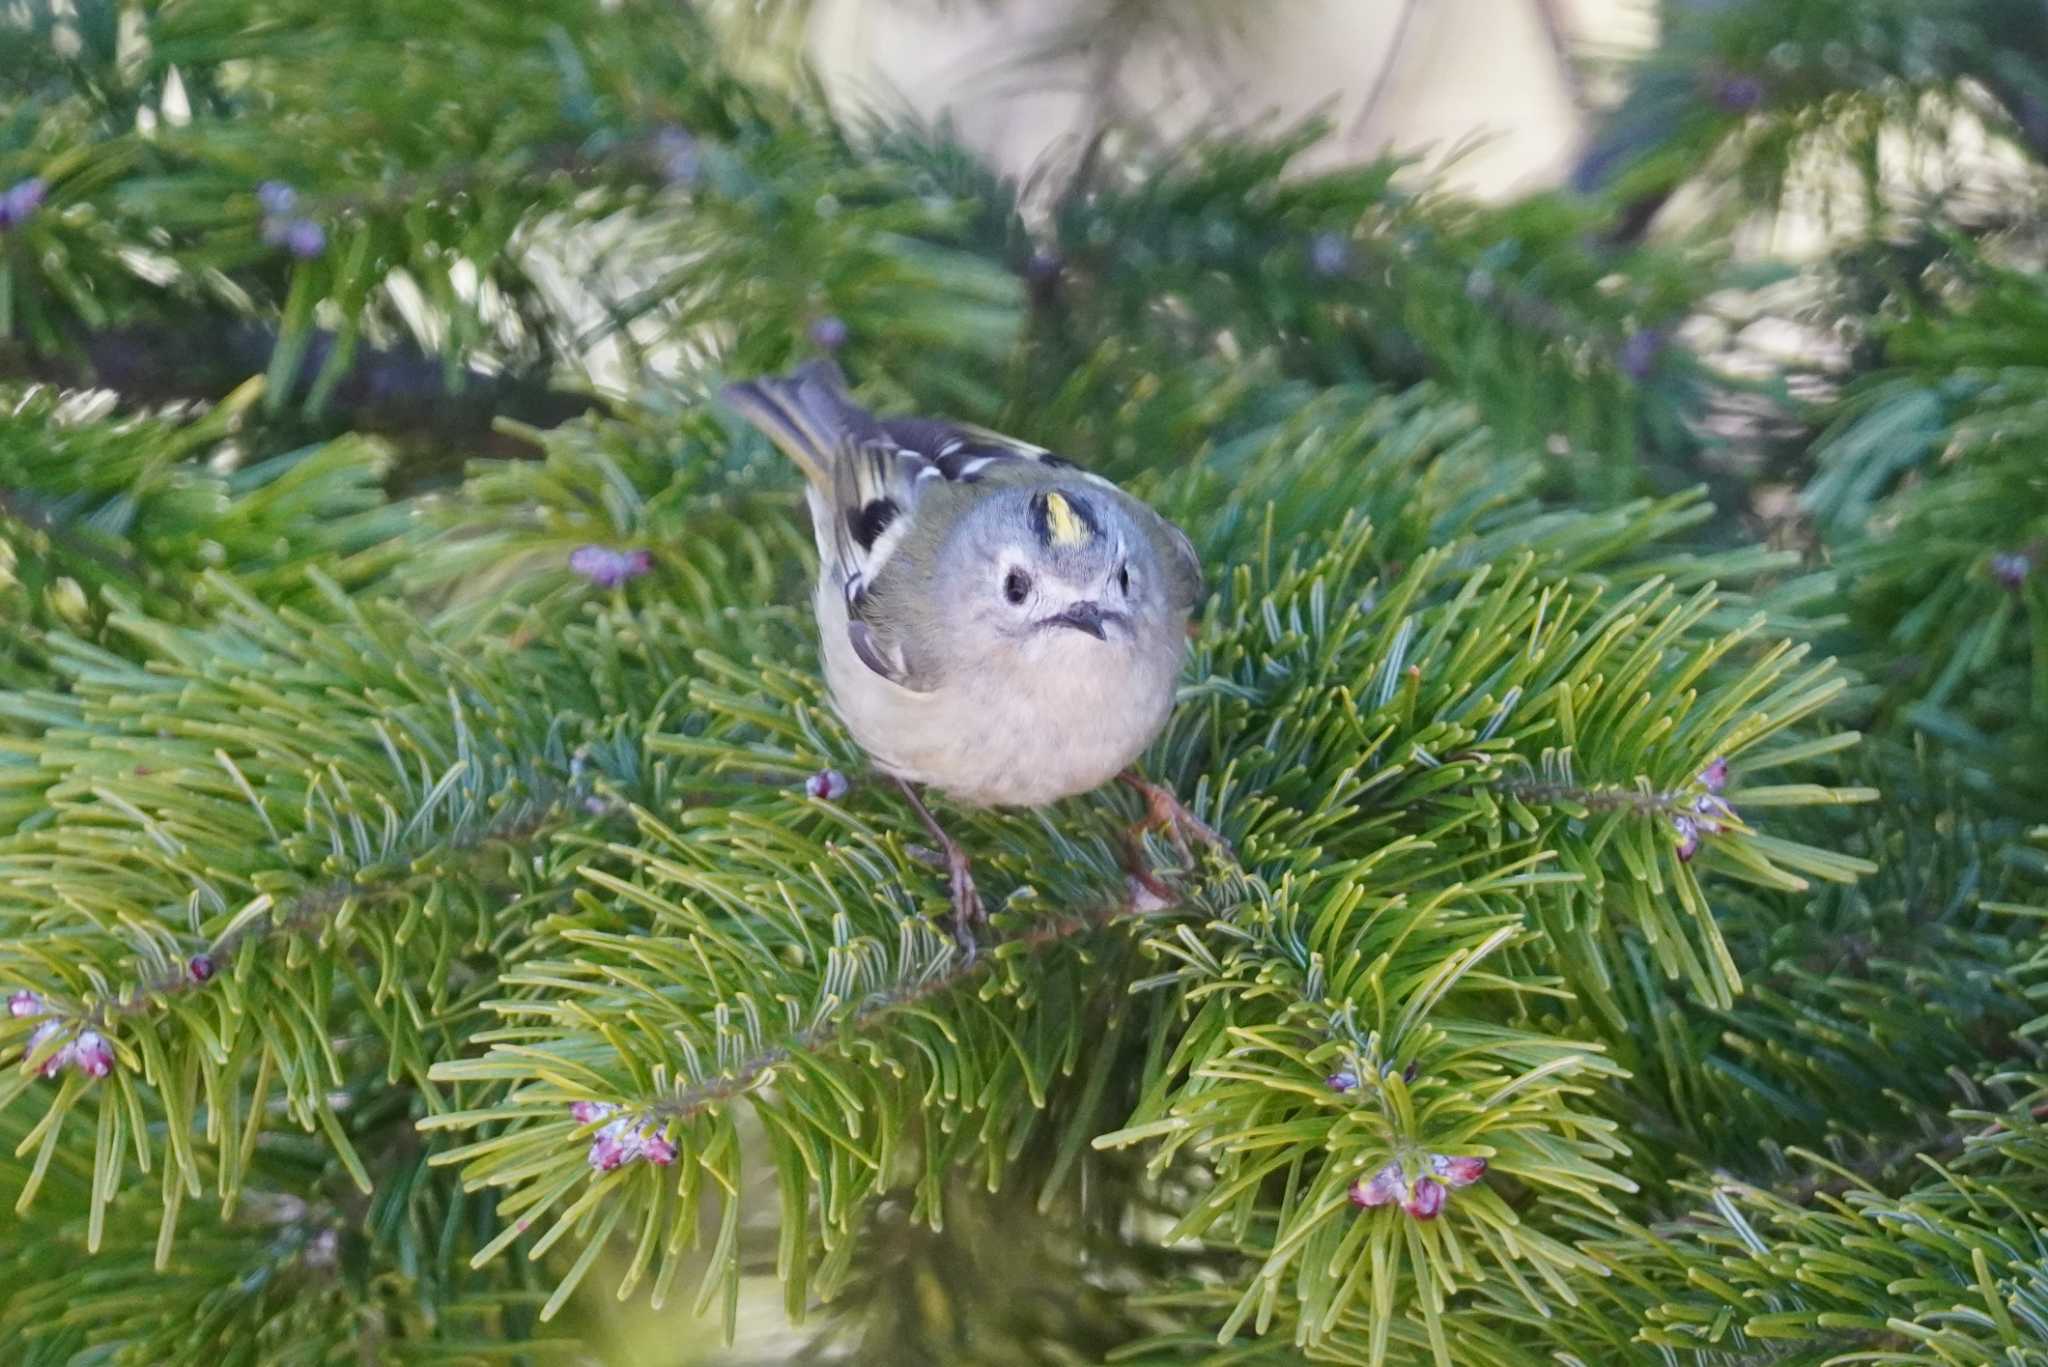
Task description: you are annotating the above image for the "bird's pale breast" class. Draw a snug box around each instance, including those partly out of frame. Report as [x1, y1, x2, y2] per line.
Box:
[815, 582, 1180, 807]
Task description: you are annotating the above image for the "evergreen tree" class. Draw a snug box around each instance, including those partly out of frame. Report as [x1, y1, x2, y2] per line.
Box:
[0, 2, 2042, 1363]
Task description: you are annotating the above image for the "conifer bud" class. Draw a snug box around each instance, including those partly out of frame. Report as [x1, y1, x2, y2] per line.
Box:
[1712, 73, 1766, 112]
[809, 315, 848, 352]
[1308, 232, 1352, 278]
[71, 1031, 114, 1078]
[805, 769, 850, 801]
[0, 177, 46, 229]
[569, 545, 652, 588]
[1672, 813, 1700, 863]
[1325, 1068, 1359, 1094]
[28, 1019, 66, 1076]
[8, 990, 40, 1018]
[570, 1100, 614, 1125]
[283, 219, 326, 259]
[1699, 756, 1729, 792]
[1991, 551, 2032, 591]
[1691, 794, 1732, 836]
[1400, 1180, 1449, 1221]
[1402, 1175, 1446, 1220]
[1430, 1153, 1487, 1188]
[639, 1127, 678, 1166]
[188, 955, 216, 984]
[1349, 1162, 1403, 1208]
[588, 1126, 635, 1171]
[1618, 328, 1665, 380]
[257, 181, 298, 215]
[651, 127, 700, 186]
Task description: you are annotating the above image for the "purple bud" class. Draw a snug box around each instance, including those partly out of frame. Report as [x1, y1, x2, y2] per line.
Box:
[8, 990, 41, 1018]
[1025, 247, 1063, 285]
[805, 769, 850, 802]
[1403, 1061, 1419, 1084]
[588, 1126, 635, 1171]
[28, 1019, 66, 1076]
[303, 1227, 340, 1270]
[808, 316, 848, 352]
[283, 218, 326, 260]
[187, 955, 216, 984]
[1349, 1161, 1404, 1208]
[1430, 1153, 1488, 1188]
[639, 1127, 677, 1166]
[256, 181, 298, 215]
[1673, 813, 1700, 863]
[1325, 1068, 1359, 1094]
[1712, 74, 1766, 113]
[1618, 328, 1666, 380]
[570, 1100, 614, 1126]
[1692, 794, 1733, 836]
[652, 127, 700, 186]
[0, 178, 48, 229]
[1403, 1175, 1446, 1220]
[71, 1031, 113, 1078]
[1699, 756, 1729, 792]
[569, 545, 653, 588]
[1991, 552, 2032, 591]
[1308, 232, 1352, 278]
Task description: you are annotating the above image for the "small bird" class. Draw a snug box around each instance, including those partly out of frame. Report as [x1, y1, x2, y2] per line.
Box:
[722, 360, 1225, 952]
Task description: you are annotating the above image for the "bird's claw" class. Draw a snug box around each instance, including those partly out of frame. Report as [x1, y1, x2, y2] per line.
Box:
[1122, 772, 1232, 861]
[946, 852, 983, 961]
[1118, 772, 1233, 906]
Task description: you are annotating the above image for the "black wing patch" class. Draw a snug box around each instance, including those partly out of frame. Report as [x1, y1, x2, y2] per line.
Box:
[850, 496, 900, 551]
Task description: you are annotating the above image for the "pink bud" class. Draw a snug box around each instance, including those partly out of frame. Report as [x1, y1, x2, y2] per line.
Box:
[1672, 813, 1700, 863]
[569, 545, 652, 588]
[1402, 1176, 1446, 1220]
[1325, 1069, 1359, 1094]
[805, 769, 850, 801]
[639, 1127, 677, 1166]
[28, 1019, 66, 1076]
[71, 1031, 113, 1078]
[187, 955, 216, 984]
[588, 1126, 635, 1171]
[8, 990, 41, 1018]
[570, 1100, 613, 1125]
[1692, 794, 1733, 836]
[1699, 756, 1728, 792]
[1349, 1162, 1404, 1208]
[1431, 1153, 1488, 1188]
[304, 1227, 340, 1270]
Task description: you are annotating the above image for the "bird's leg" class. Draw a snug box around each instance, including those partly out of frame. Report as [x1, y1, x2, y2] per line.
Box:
[1118, 770, 1231, 875]
[893, 777, 984, 957]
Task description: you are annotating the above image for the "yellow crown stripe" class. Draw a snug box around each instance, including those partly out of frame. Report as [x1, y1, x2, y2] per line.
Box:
[1043, 490, 1090, 547]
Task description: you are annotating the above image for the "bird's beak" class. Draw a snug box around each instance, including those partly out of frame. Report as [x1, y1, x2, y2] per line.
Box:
[1045, 601, 1120, 640]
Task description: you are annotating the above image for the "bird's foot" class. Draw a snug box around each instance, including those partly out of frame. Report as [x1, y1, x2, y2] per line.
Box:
[1119, 771, 1232, 866]
[944, 845, 984, 960]
[896, 779, 985, 961]
[1117, 771, 1232, 907]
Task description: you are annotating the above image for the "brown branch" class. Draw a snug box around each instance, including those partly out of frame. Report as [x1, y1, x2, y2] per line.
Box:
[649, 894, 1168, 1123]
[0, 323, 597, 461]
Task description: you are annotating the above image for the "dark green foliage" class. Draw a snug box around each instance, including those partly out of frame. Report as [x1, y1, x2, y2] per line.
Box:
[1, 1, 2046, 1364]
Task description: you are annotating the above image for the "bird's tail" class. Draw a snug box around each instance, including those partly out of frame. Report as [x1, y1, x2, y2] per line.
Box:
[720, 359, 868, 492]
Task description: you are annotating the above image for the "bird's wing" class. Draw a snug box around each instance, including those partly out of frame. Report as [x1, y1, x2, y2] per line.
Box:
[724, 362, 1114, 689]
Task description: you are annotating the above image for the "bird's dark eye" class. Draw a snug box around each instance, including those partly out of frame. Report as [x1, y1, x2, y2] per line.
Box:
[1117, 563, 1131, 596]
[1003, 569, 1032, 605]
